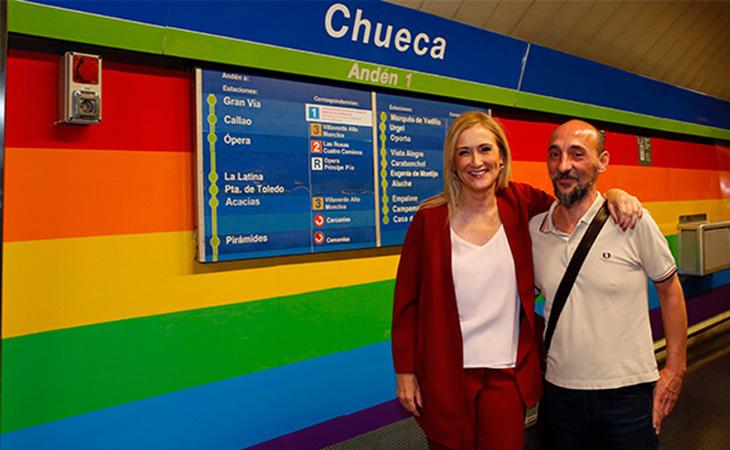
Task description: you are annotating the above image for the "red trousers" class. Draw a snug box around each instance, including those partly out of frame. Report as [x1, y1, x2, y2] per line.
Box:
[428, 368, 525, 450]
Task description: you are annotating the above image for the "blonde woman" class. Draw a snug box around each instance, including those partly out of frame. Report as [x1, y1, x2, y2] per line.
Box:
[391, 111, 640, 450]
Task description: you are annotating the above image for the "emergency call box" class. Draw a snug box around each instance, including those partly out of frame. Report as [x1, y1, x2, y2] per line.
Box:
[60, 51, 102, 124]
[678, 220, 730, 276]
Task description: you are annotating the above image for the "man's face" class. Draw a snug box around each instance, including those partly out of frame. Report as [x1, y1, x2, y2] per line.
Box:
[547, 122, 606, 208]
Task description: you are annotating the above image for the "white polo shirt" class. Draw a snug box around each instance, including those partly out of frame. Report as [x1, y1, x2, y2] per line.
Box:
[529, 193, 676, 389]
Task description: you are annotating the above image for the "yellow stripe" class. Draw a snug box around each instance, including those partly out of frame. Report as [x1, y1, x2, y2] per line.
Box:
[6, 199, 728, 337]
[645, 198, 730, 235]
[2, 231, 400, 338]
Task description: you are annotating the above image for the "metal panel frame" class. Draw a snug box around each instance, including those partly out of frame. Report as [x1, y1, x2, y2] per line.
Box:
[0, 0, 8, 414]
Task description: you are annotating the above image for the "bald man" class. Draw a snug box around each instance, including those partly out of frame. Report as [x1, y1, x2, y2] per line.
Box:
[529, 120, 687, 450]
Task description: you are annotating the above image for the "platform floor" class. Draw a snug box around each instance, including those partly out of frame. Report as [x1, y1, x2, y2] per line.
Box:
[647, 324, 730, 450]
[326, 321, 730, 450]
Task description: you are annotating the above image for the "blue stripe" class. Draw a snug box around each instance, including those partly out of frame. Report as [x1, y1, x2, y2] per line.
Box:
[29, 0, 527, 91]
[171, 1, 526, 91]
[649, 268, 730, 309]
[28, 0, 172, 26]
[26, 0, 730, 130]
[520, 45, 730, 129]
[0, 341, 396, 450]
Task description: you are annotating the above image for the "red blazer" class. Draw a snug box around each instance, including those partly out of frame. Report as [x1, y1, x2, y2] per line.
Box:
[391, 182, 553, 448]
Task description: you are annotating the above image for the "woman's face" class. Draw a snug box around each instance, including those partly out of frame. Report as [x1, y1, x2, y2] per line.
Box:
[454, 124, 503, 195]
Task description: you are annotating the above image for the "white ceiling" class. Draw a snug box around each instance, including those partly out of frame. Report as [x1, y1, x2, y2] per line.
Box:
[388, 0, 730, 102]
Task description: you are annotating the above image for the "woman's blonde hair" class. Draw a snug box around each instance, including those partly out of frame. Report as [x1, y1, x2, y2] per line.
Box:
[421, 111, 512, 212]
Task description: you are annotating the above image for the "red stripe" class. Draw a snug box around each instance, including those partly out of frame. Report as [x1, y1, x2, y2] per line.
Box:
[496, 117, 558, 162]
[495, 115, 730, 170]
[651, 138, 730, 171]
[602, 131, 639, 166]
[6, 50, 193, 152]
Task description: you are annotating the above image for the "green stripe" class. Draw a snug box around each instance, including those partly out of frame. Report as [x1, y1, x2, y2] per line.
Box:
[163, 29, 520, 107]
[9, 0, 730, 141]
[9, 0, 166, 54]
[0, 233, 687, 433]
[1, 280, 395, 433]
[165, 30, 730, 140]
[514, 93, 730, 141]
[666, 234, 679, 262]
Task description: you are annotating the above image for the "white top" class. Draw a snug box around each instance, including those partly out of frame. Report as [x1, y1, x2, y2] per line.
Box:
[529, 193, 677, 389]
[451, 225, 520, 368]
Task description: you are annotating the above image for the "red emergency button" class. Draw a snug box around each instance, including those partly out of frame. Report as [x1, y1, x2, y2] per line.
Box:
[73, 55, 99, 85]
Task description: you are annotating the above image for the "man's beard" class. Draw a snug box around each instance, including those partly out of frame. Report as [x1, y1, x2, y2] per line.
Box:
[552, 171, 597, 208]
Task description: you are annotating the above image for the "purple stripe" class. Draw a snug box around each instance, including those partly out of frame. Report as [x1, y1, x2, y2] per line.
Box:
[651, 283, 730, 341]
[250, 284, 729, 450]
[246, 399, 410, 450]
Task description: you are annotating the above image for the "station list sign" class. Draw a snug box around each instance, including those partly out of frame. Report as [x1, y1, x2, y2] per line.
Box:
[376, 94, 474, 246]
[196, 68, 486, 262]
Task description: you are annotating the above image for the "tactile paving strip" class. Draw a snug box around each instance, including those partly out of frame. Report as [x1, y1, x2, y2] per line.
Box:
[324, 417, 427, 450]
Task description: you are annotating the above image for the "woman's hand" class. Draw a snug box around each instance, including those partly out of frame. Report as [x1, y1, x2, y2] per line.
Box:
[605, 188, 643, 231]
[396, 373, 423, 417]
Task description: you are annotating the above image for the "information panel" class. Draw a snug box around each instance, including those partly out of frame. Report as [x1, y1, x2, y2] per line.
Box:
[197, 69, 487, 262]
[197, 69, 375, 261]
[376, 94, 475, 246]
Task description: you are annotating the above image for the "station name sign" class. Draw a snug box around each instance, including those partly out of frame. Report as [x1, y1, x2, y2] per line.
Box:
[324, 3, 447, 60]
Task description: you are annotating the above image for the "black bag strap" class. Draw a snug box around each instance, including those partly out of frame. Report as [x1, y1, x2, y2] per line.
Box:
[544, 200, 610, 355]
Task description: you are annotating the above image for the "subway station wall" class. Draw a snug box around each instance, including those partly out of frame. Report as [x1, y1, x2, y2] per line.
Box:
[9, 0, 730, 140]
[2, 48, 729, 450]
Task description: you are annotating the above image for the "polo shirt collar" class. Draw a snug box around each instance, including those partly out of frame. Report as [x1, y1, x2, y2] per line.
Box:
[541, 192, 604, 235]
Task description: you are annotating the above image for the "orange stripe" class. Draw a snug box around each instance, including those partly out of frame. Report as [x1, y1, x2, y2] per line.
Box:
[4, 151, 728, 242]
[4, 147, 193, 242]
[511, 161, 730, 202]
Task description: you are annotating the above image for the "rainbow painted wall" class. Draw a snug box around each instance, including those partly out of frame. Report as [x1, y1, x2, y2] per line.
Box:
[2, 50, 402, 449]
[2, 48, 729, 450]
[2, 1, 730, 449]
